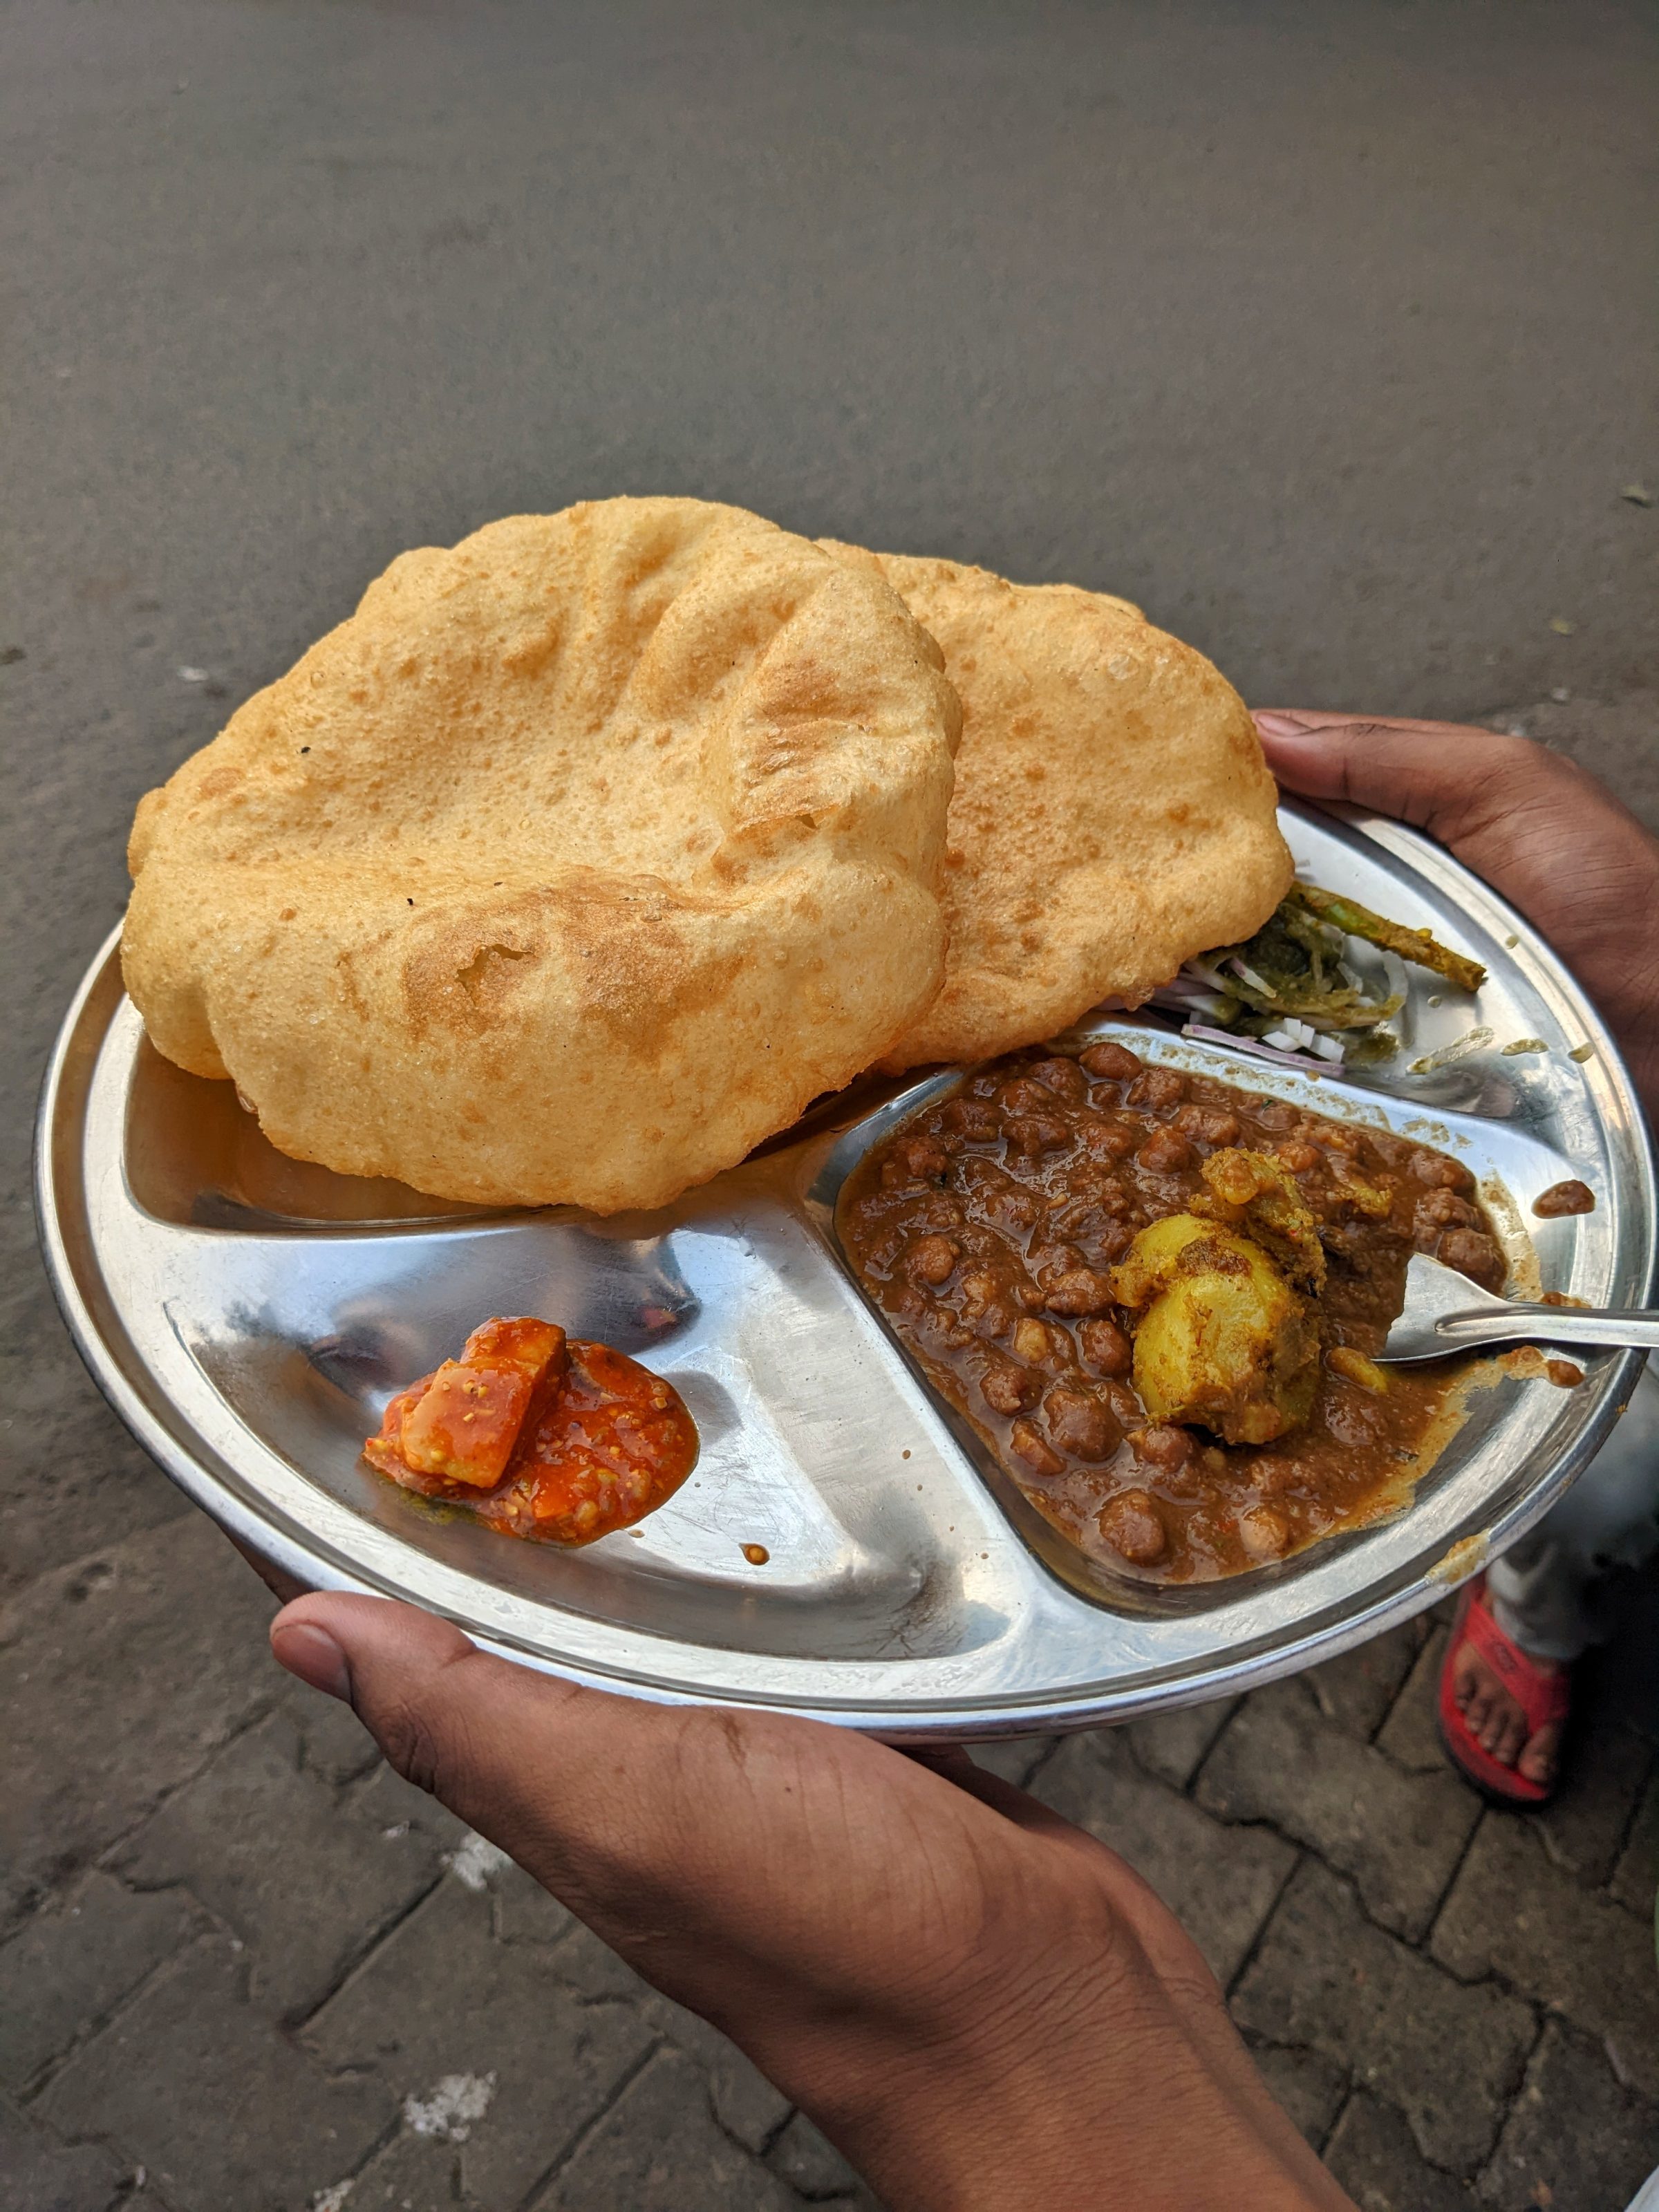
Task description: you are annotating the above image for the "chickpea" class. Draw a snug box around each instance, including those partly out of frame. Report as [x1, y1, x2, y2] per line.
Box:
[1010, 1419, 1066, 1477]
[1414, 1188, 1479, 1232]
[1081, 1117, 1137, 1162]
[1098, 1488, 1168, 1566]
[1079, 1041, 1143, 1082]
[1028, 1056, 1088, 1103]
[1005, 1113, 1073, 1156]
[980, 1360, 1040, 1417]
[946, 1096, 1001, 1142]
[1042, 1385, 1121, 1463]
[1076, 1316, 1132, 1376]
[1126, 1067, 1186, 1112]
[1409, 1150, 1475, 1192]
[1011, 1316, 1058, 1367]
[1041, 1266, 1117, 1318]
[905, 1234, 959, 1287]
[1174, 1103, 1242, 1147]
[1438, 1227, 1506, 1291]
[1237, 1504, 1291, 1560]
[1130, 1423, 1192, 1474]
[1136, 1127, 1196, 1176]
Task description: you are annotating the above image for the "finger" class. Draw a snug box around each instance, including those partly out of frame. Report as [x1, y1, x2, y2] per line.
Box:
[268, 1593, 972, 1944]
[270, 1592, 743, 1888]
[1253, 711, 1586, 851]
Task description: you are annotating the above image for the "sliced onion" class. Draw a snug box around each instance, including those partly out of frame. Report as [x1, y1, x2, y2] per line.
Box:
[1379, 949, 1410, 1047]
[1150, 982, 1235, 1020]
[1181, 1023, 1328, 1070]
[1183, 958, 1235, 993]
[1229, 959, 1275, 995]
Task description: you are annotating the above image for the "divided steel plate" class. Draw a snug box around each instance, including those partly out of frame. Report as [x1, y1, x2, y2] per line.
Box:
[37, 803, 1657, 1738]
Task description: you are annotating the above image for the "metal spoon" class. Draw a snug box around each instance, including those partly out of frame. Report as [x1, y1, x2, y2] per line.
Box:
[1378, 1252, 1659, 1364]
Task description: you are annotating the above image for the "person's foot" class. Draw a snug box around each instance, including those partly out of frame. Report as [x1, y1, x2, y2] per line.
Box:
[1450, 1635, 1564, 1789]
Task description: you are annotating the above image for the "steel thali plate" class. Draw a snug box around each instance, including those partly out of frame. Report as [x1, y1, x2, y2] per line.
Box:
[37, 801, 1658, 1738]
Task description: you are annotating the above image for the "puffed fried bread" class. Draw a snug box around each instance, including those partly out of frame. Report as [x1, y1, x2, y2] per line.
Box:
[124, 498, 961, 1210]
[821, 544, 1293, 1071]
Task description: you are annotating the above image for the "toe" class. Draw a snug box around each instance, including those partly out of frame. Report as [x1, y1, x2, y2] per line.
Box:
[1519, 1721, 1563, 1788]
[1492, 1706, 1527, 1767]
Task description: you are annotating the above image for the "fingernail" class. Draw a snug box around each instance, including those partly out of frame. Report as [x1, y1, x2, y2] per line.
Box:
[1253, 712, 1313, 738]
[272, 1620, 353, 1703]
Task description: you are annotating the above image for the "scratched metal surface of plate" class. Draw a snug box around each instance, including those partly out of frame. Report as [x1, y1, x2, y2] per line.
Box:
[37, 803, 1657, 1738]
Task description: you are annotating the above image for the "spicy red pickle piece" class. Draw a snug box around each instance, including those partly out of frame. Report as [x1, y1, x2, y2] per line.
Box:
[379, 1318, 568, 1489]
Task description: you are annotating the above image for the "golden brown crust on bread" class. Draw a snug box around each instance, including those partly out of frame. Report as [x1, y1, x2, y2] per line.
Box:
[123, 499, 959, 1210]
[819, 545, 1292, 1070]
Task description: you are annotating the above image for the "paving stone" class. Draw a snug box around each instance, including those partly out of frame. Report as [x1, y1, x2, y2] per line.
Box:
[1304, 1620, 1427, 1739]
[485, 1848, 796, 2154]
[767, 2110, 882, 2202]
[0, 1511, 279, 1932]
[1125, 1696, 1237, 1789]
[114, 1707, 450, 2019]
[964, 1734, 1058, 1789]
[1478, 2021, 1659, 2211]
[1232, 1861, 1534, 2173]
[0, 1277, 191, 1600]
[0, 1870, 199, 2091]
[1432, 1817, 1659, 2097]
[0, 2091, 126, 2212]
[307, 1871, 655, 2206]
[1194, 1676, 1480, 1939]
[1610, 1774, 1658, 1920]
[1242, 2039, 1348, 2151]
[37, 1932, 391, 2212]
[282, 1677, 385, 1788]
[312, 2126, 465, 2211]
[1323, 2092, 1478, 2212]
[539, 1913, 792, 2152]
[352, 1760, 474, 1862]
[1031, 1725, 1296, 1985]
[1492, 693, 1659, 835]
[536, 2045, 801, 2211]
[1531, 1705, 1653, 1888]
[491, 1855, 582, 1949]
[641, 1998, 790, 2155]
[1376, 1622, 1452, 1776]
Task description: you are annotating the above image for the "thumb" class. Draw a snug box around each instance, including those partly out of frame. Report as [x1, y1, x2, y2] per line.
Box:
[1250, 709, 1584, 857]
[269, 1591, 695, 1906]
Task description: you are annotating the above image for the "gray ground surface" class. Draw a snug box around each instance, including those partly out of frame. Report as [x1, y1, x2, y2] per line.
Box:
[3, 3, 1656, 2206]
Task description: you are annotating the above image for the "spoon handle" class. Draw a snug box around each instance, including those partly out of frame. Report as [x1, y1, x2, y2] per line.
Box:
[1435, 1306, 1659, 1353]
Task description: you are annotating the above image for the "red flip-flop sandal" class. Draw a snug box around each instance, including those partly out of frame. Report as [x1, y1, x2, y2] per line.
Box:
[1438, 1573, 1571, 1808]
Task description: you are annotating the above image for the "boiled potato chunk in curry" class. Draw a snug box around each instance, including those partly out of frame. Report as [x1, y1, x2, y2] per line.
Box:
[1111, 1215, 1320, 1446]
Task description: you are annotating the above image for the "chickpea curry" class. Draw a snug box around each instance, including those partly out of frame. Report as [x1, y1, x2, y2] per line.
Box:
[841, 1040, 1508, 1582]
[364, 1315, 697, 1545]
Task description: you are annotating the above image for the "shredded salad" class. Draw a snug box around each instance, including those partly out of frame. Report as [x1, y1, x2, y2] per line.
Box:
[1150, 883, 1487, 1072]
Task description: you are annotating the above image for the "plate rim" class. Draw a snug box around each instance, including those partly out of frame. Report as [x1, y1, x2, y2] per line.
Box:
[36, 803, 1658, 1737]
